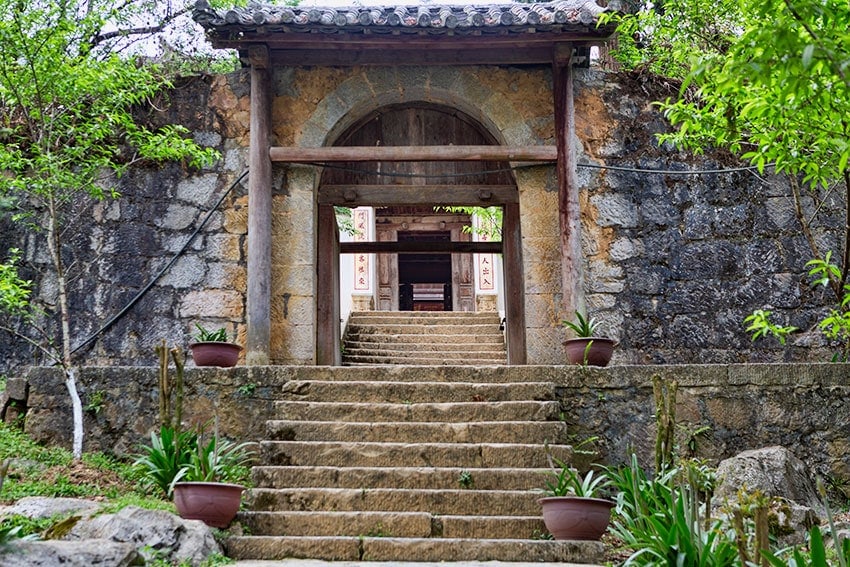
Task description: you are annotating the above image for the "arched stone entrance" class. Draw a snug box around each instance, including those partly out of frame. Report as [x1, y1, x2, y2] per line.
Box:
[316, 102, 526, 364]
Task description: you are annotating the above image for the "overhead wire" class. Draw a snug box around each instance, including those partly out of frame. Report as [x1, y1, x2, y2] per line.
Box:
[68, 156, 772, 356]
[70, 169, 249, 357]
[295, 159, 773, 179]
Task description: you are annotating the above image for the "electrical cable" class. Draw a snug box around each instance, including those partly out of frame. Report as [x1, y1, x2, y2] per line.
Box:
[294, 159, 772, 179]
[70, 169, 249, 356]
[67, 155, 769, 356]
[577, 161, 775, 175]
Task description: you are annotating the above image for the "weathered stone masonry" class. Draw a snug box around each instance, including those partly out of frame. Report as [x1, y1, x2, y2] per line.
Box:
[1, 67, 842, 373]
[20, 363, 850, 487]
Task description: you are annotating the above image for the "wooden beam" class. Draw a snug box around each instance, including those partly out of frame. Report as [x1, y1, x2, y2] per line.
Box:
[267, 47, 559, 67]
[317, 205, 341, 365]
[340, 241, 502, 254]
[270, 145, 557, 163]
[553, 43, 584, 323]
[246, 45, 272, 365]
[212, 31, 611, 53]
[503, 202, 527, 365]
[318, 185, 518, 206]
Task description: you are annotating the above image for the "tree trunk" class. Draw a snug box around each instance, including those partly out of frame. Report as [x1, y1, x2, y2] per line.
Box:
[48, 196, 84, 459]
[65, 367, 84, 458]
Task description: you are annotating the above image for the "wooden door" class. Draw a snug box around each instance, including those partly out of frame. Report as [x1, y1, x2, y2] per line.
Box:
[377, 228, 397, 310]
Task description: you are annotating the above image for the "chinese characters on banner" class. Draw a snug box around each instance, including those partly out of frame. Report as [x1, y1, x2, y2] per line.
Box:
[476, 224, 495, 291]
[353, 209, 370, 291]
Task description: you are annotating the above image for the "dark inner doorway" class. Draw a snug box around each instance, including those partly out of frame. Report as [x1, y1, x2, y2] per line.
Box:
[398, 231, 452, 311]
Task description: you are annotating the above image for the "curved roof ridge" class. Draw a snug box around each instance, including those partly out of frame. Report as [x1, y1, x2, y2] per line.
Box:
[194, 0, 622, 31]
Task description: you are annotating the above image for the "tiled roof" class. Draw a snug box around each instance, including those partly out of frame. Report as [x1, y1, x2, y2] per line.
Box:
[194, 0, 620, 34]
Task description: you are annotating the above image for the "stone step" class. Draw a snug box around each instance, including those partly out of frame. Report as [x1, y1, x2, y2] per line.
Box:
[225, 536, 604, 564]
[247, 487, 541, 516]
[342, 356, 506, 366]
[348, 311, 502, 323]
[261, 441, 572, 468]
[342, 344, 506, 356]
[344, 333, 506, 345]
[281, 380, 556, 404]
[341, 352, 507, 363]
[346, 324, 502, 336]
[238, 510, 432, 538]
[237, 511, 547, 540]
[232, 359, 599, 564]
[252, 466, 552, 491]
[266, 420, 568, 444]
[275, 400, 561, 422]
[265, 366, 555, 384]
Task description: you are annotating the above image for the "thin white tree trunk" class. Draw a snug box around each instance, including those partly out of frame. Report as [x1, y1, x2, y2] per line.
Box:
[65, 367, 84, 459]
[47, 197, 85, 459]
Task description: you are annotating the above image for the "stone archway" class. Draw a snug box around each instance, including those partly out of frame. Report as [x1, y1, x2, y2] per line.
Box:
[316, 101, 526, 364]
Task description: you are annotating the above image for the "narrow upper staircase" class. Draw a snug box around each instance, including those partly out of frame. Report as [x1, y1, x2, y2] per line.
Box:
[342, 311, 507, 365]
[226, 367, 606, 564]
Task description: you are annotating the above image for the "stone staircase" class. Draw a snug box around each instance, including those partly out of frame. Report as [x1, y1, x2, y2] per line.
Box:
[342, 311, 508, 365]
[225, 367, 606, 563]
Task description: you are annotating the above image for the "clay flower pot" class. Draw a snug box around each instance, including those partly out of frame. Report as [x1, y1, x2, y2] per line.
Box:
[189, 342, 242, 367]
[539, 496, 615, 540]
[564, 337, 615, 367]
[173, 481, 245, 528]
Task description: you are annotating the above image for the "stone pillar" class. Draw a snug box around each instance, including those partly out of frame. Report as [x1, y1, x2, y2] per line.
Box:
[246, 45, 272, 365]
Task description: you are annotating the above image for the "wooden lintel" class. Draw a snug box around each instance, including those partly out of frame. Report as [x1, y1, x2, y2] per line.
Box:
[265, 47, 558, 67]
[270, 145, 557, 163]
[319, 185, 518, 206]
[211, 31, 610, 52]
[340, 241, 502, 254]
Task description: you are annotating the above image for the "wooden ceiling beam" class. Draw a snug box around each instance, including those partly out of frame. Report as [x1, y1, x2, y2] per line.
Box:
[319, 184, 517, 206]
[212, 31, 609, 51]
[266, 47, 558, 66]
[340, 241, 502, 254]
[270, 145, 557, 163]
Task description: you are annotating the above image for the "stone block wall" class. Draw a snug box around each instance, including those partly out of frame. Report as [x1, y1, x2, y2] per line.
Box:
[0, 66, 843, 373]
[573, 70, 842, 364]
[18, 364, 850, 487]
[557, 363, 850, 484]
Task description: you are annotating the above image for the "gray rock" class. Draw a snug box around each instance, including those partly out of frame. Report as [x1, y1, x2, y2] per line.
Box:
[715, 446, 823, 546]
[716, 446, 823, 513]
[5, 377, 28, 401]
[68, 505, 222, 566]
[0, 497, 100, 520]
[1, 539, 142, 566]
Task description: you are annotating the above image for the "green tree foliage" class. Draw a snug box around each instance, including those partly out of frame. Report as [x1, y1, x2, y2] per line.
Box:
[0, 0, 221, 458]
[600, 0, 741, 80]
[604, 0, 850, 357]
[0, 250, 31, 319]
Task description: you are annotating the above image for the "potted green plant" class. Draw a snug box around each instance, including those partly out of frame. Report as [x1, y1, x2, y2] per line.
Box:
[171, 427, 254, 528]
[134, 425, 198, 498]
[189, 324, 242, 367]
[538, 457, 614, 540]
[135, 423, 254, 528]
[562, 311, 616, 367]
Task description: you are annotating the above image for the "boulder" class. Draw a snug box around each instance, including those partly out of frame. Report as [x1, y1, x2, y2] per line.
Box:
[716, 446, 824, 513]
[68, 505, 222, 566]
[715, 446, 823, 545]
[1, 539, 142, 566]
[0, 496, 100, 520]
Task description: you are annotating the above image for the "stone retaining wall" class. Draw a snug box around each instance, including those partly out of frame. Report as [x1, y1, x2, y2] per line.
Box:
[18, 363, 850, 485]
